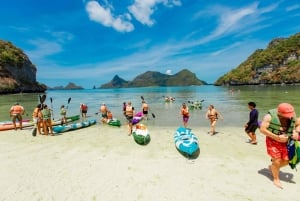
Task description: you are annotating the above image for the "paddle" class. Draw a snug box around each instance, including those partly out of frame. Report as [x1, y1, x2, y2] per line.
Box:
[141, 96, 155, 119]
[50, 97, 54, 120]
[67, 97, 71, 109]
[39, 94, 46, 108]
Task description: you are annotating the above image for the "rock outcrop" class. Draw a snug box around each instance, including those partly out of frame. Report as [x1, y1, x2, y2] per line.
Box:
[0, 40, 46, 94]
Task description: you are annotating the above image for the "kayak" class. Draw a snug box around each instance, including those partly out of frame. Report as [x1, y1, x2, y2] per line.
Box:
[132, 124, 150, 145]
[0, 121, 35, 131]
[174, 127, 199, 157]
[107, 118, 121, 127]
[188, 100, 203, 110]
[0, 115, 80, 131]
[0, 119, 30, 125]
[53, 119, 96, 133]
[132, 111, 143, 125]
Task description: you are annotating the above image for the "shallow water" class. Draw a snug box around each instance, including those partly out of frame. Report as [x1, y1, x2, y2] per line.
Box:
[1, 85, 299, 127]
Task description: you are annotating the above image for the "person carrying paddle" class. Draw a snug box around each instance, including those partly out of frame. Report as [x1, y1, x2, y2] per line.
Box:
[259, 103, 296, 189]
[142, 100, 149, 120]
[125, 101, 135, 135]
[60, 105, 67, 125]
[32, 104, 43, 135]
[9, 103, 25, 130]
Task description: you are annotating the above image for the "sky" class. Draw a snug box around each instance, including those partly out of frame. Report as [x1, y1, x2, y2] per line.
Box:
[0, 0, 300, 88]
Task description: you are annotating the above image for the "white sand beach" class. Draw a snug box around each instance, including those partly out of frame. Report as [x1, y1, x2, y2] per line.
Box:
[0, 123, 299, 201]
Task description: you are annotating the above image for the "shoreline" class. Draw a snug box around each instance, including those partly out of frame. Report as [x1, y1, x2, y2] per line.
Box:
[0, 123, 299, 201]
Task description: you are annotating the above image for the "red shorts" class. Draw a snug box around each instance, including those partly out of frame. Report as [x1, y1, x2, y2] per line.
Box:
[266, 137, 288, 160]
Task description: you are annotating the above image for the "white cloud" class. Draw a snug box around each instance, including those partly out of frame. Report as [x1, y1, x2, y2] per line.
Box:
[166, 69, 172, 75]
[26, 39, 63, 60]
[128, 0, 181, 26]
[85, 1, 134, 32]
[286, 4, 300, 12]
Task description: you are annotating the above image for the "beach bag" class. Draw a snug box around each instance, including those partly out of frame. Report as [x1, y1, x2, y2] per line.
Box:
[287, 138, 300, 170]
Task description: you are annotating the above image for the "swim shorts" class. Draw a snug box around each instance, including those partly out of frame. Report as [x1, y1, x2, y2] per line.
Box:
[266, 137, 289, 160]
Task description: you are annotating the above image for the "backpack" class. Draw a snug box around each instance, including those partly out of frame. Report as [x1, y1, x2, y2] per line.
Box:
[287, 138, 300, 170]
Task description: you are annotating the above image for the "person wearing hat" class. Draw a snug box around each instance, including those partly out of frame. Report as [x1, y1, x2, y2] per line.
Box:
[9, 103, 25, 130]
[260, 103, 296, 189]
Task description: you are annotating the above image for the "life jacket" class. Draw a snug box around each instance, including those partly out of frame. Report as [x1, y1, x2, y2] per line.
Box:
[81, 104, 88, 111]
[182, 107, 189, 117]
[11, 105, 23, 114]
[125, 105, 133, 117]
[267, 109, 295, 135]
[42, 109, 51, 120]
[60, 108, 66, 115]
[32, 108, 39, 118]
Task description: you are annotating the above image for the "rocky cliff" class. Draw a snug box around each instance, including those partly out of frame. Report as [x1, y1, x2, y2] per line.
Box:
[215, 32, 300, 85]
[0, 40, 46, 94]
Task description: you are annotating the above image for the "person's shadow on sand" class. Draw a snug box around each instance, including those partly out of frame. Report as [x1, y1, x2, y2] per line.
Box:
[258, 167, 296, 184]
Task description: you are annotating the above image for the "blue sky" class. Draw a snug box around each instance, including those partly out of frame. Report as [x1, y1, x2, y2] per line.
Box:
[1, 0, 300, 88]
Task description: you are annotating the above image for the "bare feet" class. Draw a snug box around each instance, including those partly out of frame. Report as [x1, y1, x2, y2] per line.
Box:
[268, 165, 283, 189]
[273, 180, 283, 189]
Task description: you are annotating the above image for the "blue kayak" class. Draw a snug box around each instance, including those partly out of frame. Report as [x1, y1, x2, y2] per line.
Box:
[53, 119, 96, 133]
[174, 127, 199, 157]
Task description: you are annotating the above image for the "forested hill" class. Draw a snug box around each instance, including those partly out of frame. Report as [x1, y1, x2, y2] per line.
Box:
[215, 32, 300, 86]
[100, 69, 207, 88]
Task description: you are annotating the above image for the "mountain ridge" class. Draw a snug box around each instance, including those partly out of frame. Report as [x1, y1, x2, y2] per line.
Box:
[100, 69, 207, 88]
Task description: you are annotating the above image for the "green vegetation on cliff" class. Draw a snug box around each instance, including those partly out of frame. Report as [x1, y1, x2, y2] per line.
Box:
[215, 33, 300, 85]
[0, 40, 46, 94]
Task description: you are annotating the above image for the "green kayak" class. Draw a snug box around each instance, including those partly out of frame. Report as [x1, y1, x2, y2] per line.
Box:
[132, 124, 150, 145]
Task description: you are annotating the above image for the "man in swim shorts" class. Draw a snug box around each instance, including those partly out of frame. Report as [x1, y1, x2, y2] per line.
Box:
[260, 103, 296, 189]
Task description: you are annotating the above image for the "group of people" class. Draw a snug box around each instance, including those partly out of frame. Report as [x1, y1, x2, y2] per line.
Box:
[8, 97, 300, 189]
[244, 101, 300, 189]
[31, 104, 53, 135]
[99, 103, 113, 123]
[9, 102, 90, 136]
[120, 100, 149, 135]
[180, 103, 224, 135]
[180, 100, 300, 189]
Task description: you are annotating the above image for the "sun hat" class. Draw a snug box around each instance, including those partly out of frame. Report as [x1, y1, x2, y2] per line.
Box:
[277, 103, 295, 118]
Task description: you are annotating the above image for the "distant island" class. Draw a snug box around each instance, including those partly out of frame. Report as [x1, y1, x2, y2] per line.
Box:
[48, 82, 84, 90]
[215, 32, 300, 86]
[100, 69, 207, 88]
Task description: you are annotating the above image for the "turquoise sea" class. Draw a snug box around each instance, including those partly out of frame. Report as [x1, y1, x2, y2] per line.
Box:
[0, 85, 299, 127]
